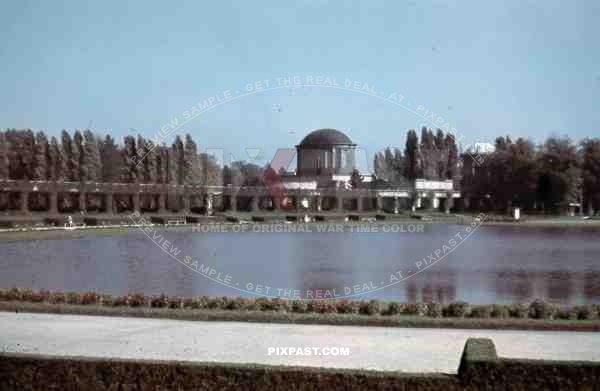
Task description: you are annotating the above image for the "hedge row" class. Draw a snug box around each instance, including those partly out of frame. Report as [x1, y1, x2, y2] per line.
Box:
[2, 339, 599, 390]
[0, 354, 459, 391]
[0, 288, 599, 320]
[458, 338, 600, 390]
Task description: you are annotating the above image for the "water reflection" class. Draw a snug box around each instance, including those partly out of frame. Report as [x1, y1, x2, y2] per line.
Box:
[494, 270, 534, 302]
[405, 271, 456, 303]
[584, 271, 600, 301]
[546, 270, 574, 304]
[0, 225, 599, 305]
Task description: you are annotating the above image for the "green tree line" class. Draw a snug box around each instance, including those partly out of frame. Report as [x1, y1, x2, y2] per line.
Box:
[373, 127, 600, 215]
[0, 129, 222, 211]
[462, 135, 600, 215]
[373, 127, 458, 184]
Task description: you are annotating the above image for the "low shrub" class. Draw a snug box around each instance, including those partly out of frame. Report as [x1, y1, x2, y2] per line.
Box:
[403, 303, 427, 316]
[190, 296, 211, 310]
[490, 304, 510, 319]
[127, 294, 147, 307]
[359, 300, 381, 316]
[112, 296, 128, 307]
[529, 299, 558, 320]
[48, 291, 66, 304]
[205, 297, 223, 310]
[470, 305, 493, 318]
[98, 294, 114, 306]
[65, 292, 81, 305]
[335, 300, 360, 314]
[382, 302, 401, 316]
[508, 303, 529, 318]
[593, 305, 600, 319]
[181, 297, 200, 309]
[308, 301, 337, 314]
[443, 301, 470, 318]
[4, 288, 24, 301]
[575, 305, 598, 320]
[28, 290, 47, 302]
[426, 303, 443, 318]
[4, 288, 600, 326]
[221, 297, 243, 310]
[167, 296, 183, 309]
[150, 294, 169, 308]
[242, 298, 262, 311]
[257, 298, 289, 312]
[80, 292, 98, 305]
[291, 300, 308, 313]
[556, 307, 578, 320]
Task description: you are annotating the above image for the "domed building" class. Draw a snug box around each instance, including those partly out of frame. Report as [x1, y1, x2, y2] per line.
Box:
[296, 128, 357, 177]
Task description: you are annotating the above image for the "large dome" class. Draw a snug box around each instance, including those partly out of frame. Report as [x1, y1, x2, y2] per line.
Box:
[298, 128, 354, 147]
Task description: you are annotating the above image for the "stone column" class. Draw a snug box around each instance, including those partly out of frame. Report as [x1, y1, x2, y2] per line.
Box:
[376, 195, 383, 212]
[337, 195, 344, 211]
[49, 192, 58, 214]
[105, 193, 114, 214]
[132, 193, 141, 213]
[393, 196, 399, 214]
[20, 191, 29, 213]
[182, 195, 190, 213]
[157, 193, 166, 213]
[250, 195, 259, 212]
[230, 195, 237, 212]
[315, 195, 322, 212]
[445, 195, 454, 214]
[78, 192, 86, 212]
[356, 196, 363, 211]
[205, 193, 214, 216]
[432, 196, 440, 211]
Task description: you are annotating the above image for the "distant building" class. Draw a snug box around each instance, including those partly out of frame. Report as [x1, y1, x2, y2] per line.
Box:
[281, 128, 460, 212]
[283, 128, 363, 190]
[296, 128, 357, 176]
[467, 142, 495, 154]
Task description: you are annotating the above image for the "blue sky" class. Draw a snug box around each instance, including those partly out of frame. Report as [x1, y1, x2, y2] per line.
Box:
[1, 0, 598, 168]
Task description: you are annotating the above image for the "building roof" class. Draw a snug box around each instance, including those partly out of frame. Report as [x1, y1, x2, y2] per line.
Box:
[298, 128, 354, 147]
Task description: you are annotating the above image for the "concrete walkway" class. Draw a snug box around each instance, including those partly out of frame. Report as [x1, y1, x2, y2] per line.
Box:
[1, 312, 599, 373]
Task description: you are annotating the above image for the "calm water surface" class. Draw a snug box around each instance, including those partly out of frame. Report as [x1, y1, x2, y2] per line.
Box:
[1, 224, 599, 304]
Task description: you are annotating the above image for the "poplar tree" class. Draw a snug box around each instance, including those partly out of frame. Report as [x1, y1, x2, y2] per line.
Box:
[48, 136, 65, 181]
[73, 130, 85, 181]
[22, 129, 35, 180]
[82, 129, 102, 182]
[0, 132, 9, 179]
[33, 131, 49, 180]
[404, 129, 418, 181]
[121, 136, 138, 183]
[99, 135, 120, 182]
[172, 136, 185, 185]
